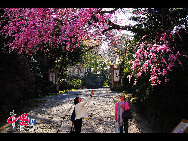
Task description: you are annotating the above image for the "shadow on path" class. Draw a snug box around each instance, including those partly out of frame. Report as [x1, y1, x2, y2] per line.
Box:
[0, 88, 155, 133]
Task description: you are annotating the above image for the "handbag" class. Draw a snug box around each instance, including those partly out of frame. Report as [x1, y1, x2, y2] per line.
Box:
[70, 125, 76, 133]
[122, 110, 133, 120]
[70, 107, 75, 122]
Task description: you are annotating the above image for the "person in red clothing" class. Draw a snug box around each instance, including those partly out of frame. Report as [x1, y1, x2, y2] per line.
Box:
[115, 94, 130, 133]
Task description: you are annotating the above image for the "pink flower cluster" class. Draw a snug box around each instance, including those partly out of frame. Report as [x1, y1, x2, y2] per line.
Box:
[1, 8, 111, 55]
[127, 32, 185, 86]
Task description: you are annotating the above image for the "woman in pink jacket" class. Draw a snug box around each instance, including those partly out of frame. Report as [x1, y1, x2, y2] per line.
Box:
[115, 94, 129, 133]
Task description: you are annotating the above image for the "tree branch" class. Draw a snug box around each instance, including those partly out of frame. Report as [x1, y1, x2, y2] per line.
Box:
[102, 20, 134, 34]
[81, 44, 99, 54]
[99, 8, 119, 14]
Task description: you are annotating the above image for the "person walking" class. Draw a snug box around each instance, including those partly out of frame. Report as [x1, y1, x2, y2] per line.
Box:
[72, 90, 94, 133]
[115, 94, 130, 133]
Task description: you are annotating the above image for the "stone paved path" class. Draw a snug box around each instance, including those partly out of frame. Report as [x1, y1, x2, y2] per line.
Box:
[0, 88, 155, 133]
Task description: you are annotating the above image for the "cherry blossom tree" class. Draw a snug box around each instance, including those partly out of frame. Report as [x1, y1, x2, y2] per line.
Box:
[126, 8, 188, 86]
[0, 8, 112, 56]
[1, 8, 187, 87]
[104, 8, 188, 87]
[127, 32, 186, 86]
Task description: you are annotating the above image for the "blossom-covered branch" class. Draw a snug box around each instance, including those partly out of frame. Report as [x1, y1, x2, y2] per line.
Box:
[0, 8, 112, 55]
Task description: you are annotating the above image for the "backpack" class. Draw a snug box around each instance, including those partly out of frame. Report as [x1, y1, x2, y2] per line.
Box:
[70, 107, 76, 122]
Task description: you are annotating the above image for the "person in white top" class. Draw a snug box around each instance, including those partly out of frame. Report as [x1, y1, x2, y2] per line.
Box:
[73, 90, 94, 133]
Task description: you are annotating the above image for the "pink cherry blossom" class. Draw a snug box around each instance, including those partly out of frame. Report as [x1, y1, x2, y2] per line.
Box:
[0, 8, 112, 55]
[128, 31, 186, 86]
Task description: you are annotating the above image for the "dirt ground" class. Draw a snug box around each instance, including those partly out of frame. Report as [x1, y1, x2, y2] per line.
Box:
[0, 88, 155, 133]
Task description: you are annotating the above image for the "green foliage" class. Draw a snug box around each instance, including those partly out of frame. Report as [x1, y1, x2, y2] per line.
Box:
[131, 8, 188, 42]
[80, 46, 109, 88]
[59, 78, 83, 90]
[103, 80, 109, 87]
[120, 37, 137, 92]
[70, 79, 83, 88]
